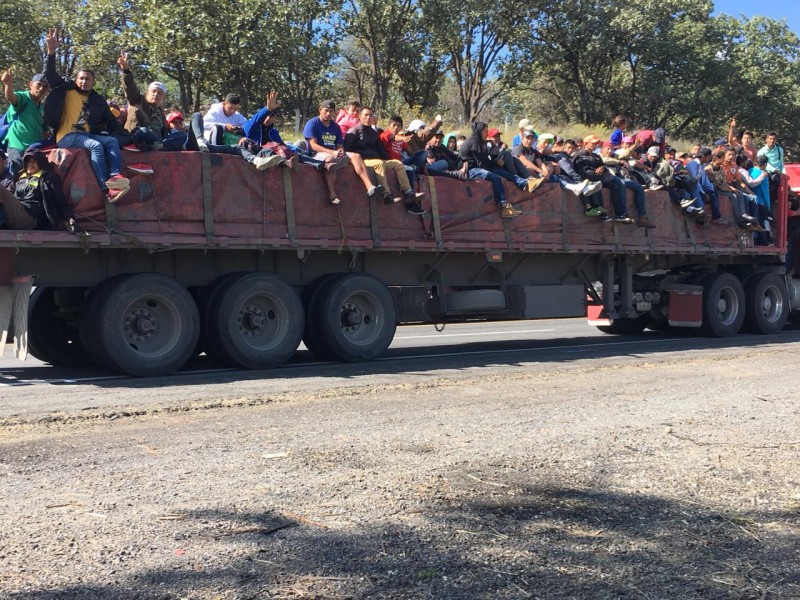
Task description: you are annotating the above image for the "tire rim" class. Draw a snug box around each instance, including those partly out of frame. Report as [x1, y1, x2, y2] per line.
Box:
[121, 294, 183, 358]
[338, 291, 383, 346]
[235, 293, 290, 351]
[715, 285, 740, 327]
[760, 284, 784, 324]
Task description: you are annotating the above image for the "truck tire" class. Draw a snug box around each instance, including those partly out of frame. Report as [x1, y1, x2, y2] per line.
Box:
[444, 289, 507, 313]
[206, 272, 304, 369]
[301, 274, 342, 361]
[79, 274, 137, 372]
[743, 272, 789, 334]
[82, 274, 199, 376]
[596, 316, 647, 335]
[27, 287, 91, 367]
[315, 273, 397, 362]
[701, 272, 745, 337]
[195, 272, 245, 363]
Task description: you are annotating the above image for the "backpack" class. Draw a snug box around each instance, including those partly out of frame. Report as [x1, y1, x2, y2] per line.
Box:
[0, 106, 21, 151]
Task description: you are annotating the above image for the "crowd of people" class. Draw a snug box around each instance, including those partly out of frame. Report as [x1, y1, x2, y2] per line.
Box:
[0, 29, 789, 243]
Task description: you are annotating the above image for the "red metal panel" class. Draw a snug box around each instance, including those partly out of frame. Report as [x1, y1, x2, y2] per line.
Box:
[668, 290, 703, 327]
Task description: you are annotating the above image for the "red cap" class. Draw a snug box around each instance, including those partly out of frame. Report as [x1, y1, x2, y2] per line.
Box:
[166, 111, 184, 124]
[601, 141, 613, 149]
[487, 128, 501, 138]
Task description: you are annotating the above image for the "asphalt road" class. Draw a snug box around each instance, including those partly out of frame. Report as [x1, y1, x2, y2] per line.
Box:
[2, 318, 800, 420]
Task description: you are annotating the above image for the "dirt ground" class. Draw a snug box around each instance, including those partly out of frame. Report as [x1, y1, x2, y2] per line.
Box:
[1, 343, 799, 599]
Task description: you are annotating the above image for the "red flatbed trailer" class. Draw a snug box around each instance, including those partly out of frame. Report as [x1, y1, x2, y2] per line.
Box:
[0, 149, 796, 376]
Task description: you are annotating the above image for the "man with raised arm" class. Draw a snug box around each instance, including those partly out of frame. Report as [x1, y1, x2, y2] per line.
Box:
[42, 28, 130, 202]
[117, 52, 187, 152]
[0, 68, 50, 177]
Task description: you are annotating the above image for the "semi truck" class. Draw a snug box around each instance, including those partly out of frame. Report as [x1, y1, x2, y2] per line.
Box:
[1, 148, 797, 377]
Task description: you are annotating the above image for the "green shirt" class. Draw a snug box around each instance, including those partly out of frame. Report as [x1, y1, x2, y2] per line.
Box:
[4, 91, 46, 151]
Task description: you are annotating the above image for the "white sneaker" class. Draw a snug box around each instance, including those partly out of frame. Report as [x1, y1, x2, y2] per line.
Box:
[196, 139, 210, 153]
[582, 180, 603, 195]
[680, 198, 695, 208]
[253, 154, 283, 170]
[564, 181, 584, 196]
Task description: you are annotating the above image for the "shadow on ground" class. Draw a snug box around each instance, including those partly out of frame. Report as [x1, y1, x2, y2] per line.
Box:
[12, 482, 800, 599]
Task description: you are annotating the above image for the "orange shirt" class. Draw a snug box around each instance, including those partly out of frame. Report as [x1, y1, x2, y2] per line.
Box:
[723, 161, 741, 184]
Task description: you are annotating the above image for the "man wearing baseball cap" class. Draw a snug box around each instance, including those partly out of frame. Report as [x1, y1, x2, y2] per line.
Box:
[512, 118, 532, 148]
[117, 51, 187, 152]
[0, 68, 51, 177]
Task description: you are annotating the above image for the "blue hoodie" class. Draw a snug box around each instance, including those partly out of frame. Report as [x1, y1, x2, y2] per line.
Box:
[243, 107, 286, 146]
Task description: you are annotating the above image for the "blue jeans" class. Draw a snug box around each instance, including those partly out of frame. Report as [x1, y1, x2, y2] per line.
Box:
[622, 178, 647, 217]
[403, 150, 428, 173]
[694, 185, 721, 219]
[58, 132, 122, 190]
[468, 167, 506, 205]
[132, 127, 188, 151]
[602, 175, 629, 216]
[490, 167, 528, 190]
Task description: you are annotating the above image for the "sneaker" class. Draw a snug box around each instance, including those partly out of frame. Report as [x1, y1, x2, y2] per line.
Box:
[564, 181, 583, 196]
[105, 174, 130, 190]
[680, 198, 695, 209]
[614, 215, 634, 224]
[253, 154, 283, 170]
[599, 213, 611, 222]
[367, 184, 385, 198]
[150, 141, 164, 151]
[636, 216, 657, 229]
[404, 189, 424, 202]
[122, 143, 142, 152]
[585, 206, 604, 217]
[196, 139, 210, 153]
[127, 163, 154, 174]
[406, 201, 426, 215]
[330, 197, 341, 206]
[583, 180, 603, 195]
[500, 203, 521, 218]
[649, 184, 664, 191]
[106, 187, 129, 203]
[527, 177, 546, 193]
[741, 214, 758, 223]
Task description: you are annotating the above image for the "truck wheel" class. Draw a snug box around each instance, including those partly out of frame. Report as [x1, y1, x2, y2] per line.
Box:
[315, 273, 397, 362]
[206, 272, 304, 369]
[79, 275, 136, 372]
[301, 274, 342, 360]
[701, 272, 745, 337]
[596, 316, 647, 335]
[28, 287, 91, 367]
[743, 272, 789, 334]
[82, 274, 199, 376]
[195, 272, 244, 362]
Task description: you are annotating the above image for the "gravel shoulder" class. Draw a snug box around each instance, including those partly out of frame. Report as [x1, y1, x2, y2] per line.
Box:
[1, 342, 800, 599]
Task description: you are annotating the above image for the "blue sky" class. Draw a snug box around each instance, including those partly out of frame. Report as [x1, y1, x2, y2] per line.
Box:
[714, 1, 800, 35]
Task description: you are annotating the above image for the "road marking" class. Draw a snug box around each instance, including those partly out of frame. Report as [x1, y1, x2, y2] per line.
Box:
[393, 328, 556, 340]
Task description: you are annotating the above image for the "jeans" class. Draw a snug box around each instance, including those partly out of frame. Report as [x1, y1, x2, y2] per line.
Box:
[623, 178, 647, 216]
[490, 167, 528, 190]
[58, 132, 122, 190]
[468, 167, 506, 205]
[602, 175, 629, 216]
[693, 185, 721, 219]
[428, 159, 449, 172]
[132, 127, 188, 151]
[403, 150, 428, 173]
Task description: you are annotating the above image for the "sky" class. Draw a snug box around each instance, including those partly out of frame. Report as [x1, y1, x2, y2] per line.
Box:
[714, 1, 800, 36]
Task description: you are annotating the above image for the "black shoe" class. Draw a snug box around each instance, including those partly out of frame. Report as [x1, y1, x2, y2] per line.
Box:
[368, 184, 385, 198]
[406, 201, 426, 215]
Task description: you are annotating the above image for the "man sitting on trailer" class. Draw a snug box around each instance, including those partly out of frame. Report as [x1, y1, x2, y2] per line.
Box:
[117, 52, 187, 152]
[344, 106, 425, 215]
[303, 99, 383, 206]
[42, 28, 130, 203]
[705, 149, 760, 230]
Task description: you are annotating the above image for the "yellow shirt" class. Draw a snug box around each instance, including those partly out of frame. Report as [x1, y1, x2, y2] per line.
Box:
[56, 89, 90, 142]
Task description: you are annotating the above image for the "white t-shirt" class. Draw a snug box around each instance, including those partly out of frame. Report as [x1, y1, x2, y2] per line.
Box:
[203, 102, 247, 137]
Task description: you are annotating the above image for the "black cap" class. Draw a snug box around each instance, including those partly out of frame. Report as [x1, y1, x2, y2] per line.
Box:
[319, 99, 335, 109]
[697, 147, 712, 157]
[224, 93, 241, 104]
[31, 73, 47, 84]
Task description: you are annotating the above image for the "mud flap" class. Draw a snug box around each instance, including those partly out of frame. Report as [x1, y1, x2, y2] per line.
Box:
[0, 286, 10, 353]
[12, 276, 32, 360]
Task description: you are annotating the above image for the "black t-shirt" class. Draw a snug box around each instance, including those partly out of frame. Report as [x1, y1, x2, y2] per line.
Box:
[511, 144, 542, 162]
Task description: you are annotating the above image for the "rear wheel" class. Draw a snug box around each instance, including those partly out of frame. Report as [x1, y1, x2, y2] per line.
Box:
[28, 287, 91, 367]
[743, 273, 789, 334]
[206, 272, 304, 369]
[314, 274, 397, 362]
[80, 274, 199, 376]
[701, 272, 745, 337]
[301, 273, 343, 360]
